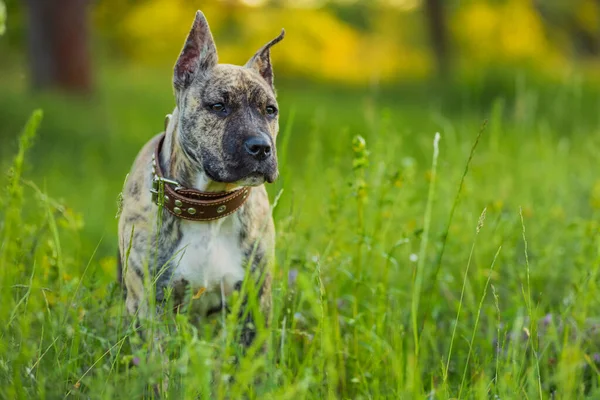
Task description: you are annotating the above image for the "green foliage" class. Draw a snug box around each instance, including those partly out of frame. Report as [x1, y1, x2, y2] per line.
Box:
[0, 0, 6, 36]
[89, 0, 600, 85]
[0, 68, 600, 398]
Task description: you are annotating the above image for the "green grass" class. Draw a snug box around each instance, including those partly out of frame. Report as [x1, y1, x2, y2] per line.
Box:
[1, 64, 600, 399]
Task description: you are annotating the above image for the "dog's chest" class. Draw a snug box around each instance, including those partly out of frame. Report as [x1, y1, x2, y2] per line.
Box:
[172, 216, 245, 296]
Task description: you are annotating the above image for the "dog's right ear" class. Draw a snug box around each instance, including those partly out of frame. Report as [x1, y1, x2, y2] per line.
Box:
[173, 11, 218, 91]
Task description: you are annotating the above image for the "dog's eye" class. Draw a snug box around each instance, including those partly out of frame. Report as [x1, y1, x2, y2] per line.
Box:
[211, 103, 225, 112]
[265, 106, 277, 116]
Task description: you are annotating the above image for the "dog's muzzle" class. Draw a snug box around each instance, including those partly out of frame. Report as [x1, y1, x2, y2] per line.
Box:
[242, 133, 278, 183]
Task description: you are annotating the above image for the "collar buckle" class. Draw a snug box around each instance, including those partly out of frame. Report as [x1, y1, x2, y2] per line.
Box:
[150, 153, 182, 205]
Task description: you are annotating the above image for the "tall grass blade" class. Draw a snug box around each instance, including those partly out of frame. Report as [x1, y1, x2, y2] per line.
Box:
[411, 132, 441, 364]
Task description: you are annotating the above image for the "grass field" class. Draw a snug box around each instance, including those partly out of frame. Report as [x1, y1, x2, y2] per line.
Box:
[1, 65, 600, 399]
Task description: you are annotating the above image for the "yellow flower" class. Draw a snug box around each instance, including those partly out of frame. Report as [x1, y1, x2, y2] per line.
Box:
[192, 287, 206, 300]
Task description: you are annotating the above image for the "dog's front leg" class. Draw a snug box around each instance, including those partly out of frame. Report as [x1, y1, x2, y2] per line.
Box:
[122, 250, 173, 396]
[122, 251, 150, 325]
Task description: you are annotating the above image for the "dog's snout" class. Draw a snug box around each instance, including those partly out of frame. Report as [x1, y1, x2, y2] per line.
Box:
[244, 136, 272, 161]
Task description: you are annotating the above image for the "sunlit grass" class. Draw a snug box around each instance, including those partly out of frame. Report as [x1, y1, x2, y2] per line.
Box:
[0, 68, 600, 398]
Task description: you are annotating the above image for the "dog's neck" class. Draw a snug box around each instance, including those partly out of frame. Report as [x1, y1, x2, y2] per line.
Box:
[161, 107, 239, 193]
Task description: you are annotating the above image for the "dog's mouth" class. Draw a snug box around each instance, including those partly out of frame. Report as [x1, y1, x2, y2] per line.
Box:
[258, 166, 279, 184]
[235, 169, 279, 186]
[203, 164, 278, 186]
[241, 172, 271, 186]
[202, 167, 223, 184]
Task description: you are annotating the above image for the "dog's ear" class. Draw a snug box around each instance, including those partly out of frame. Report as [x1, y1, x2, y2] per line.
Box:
[174, 11, 218, 91]
[245, 29, 285, 89]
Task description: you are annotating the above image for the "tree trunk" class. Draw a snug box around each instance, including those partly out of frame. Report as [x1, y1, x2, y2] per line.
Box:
[424, 0, 449, 78]
[24, 0, 93, 93]
[25, 0, 55, 89]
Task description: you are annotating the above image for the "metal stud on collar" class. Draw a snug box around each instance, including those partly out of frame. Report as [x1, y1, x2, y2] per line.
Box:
[217, 205, 227, 214]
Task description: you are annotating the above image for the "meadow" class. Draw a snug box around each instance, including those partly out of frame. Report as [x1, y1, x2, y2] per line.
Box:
[0, 64, 600, 399]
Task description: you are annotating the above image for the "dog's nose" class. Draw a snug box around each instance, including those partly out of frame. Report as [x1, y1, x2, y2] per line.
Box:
[244, 136, 272, 161]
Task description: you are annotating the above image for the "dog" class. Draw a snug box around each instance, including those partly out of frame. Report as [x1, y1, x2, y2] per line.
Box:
[117, 10, 284, 349]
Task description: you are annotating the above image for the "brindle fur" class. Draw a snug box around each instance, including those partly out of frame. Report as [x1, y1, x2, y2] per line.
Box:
[117, 10, 283, 348]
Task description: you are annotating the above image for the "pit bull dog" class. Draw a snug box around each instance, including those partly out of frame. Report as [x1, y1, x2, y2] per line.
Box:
[117, 10, 284, 348]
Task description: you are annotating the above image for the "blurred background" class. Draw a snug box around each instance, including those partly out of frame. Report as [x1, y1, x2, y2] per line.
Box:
[3, 0, 600, 89]
[0, 0, 599, 257]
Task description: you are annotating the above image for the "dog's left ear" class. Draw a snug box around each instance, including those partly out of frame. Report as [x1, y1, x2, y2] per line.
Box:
[245, 29, 285, 89]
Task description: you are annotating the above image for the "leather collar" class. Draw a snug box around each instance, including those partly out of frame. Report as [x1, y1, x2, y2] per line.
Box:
[150, 133, 251, 221]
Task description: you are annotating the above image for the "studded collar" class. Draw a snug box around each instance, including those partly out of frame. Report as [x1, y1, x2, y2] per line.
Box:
[150, 132, 251, 221]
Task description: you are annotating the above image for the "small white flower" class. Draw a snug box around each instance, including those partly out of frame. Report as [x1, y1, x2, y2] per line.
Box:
[409, 253, 418, 262]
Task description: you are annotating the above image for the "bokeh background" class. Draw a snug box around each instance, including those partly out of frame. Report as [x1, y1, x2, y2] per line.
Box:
[2, 1, 600, 397]
[1, 0, 599, 257]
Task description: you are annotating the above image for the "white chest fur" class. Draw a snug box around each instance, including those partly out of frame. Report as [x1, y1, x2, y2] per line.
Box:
[172, 215, 246, 297]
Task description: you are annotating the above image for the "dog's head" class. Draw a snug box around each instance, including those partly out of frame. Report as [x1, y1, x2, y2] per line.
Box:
[172, 10, 284, 186]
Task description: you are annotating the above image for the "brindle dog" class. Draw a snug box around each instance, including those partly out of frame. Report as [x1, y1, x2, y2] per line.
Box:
[117, 10, 283, 348]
